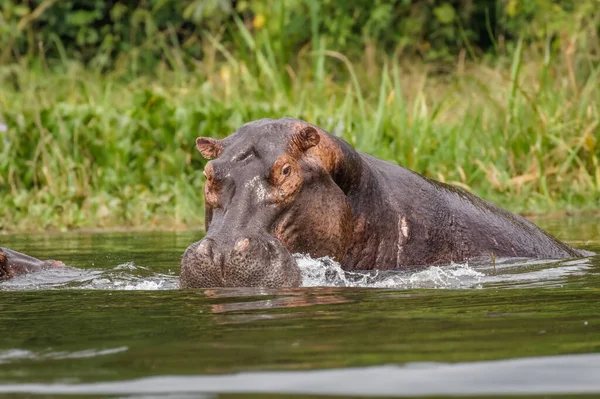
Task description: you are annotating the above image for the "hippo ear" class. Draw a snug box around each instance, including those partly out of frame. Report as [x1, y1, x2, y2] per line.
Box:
[292, 126, 320, 153]
[196, 137, 223, 159]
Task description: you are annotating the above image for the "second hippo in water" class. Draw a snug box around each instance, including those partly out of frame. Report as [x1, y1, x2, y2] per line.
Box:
[180, 117, 592, 288]
[0, 247, 65, 281]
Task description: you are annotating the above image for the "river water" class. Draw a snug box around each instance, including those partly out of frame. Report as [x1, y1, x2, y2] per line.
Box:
[0, 216, 599, 398]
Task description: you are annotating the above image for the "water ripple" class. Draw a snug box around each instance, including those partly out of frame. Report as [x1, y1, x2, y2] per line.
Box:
[0, 347, 128, 365]
[0, 353, 598, 396]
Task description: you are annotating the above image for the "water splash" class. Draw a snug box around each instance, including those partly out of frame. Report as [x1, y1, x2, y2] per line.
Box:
[68, 262, 178, 290]
[0, 254, 594, 291]
[295, 254, 485, 289]
[296, 254, 594, 289]
[0, 262, 179, 291]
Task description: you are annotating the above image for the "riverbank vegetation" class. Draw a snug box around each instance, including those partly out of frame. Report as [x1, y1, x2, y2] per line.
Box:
[0, 0, 598, 232]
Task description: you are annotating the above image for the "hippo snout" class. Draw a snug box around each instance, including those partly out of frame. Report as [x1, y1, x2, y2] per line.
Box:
[180, 235, 302, 288]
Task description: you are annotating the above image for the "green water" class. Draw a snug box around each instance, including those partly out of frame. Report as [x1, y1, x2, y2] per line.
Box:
[0, 217, 599, 398]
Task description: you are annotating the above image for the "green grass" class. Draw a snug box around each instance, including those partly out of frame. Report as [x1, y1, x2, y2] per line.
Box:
[0, 23, 599, 232]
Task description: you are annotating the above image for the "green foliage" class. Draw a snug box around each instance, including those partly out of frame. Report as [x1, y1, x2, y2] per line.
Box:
[0, 1, 598, 231]
[1, 39, 599, 231]
[0, 0, 234, 70]
[1, 0, 599, 69]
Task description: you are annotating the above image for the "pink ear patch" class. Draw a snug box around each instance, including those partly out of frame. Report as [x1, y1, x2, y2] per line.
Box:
[196, 137, 222, 159]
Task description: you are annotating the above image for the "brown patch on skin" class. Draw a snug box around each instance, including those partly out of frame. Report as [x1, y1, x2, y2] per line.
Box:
[287, 122, 344, 174]
[196, 137, 223, 159]
[289, 126, 321, 153]
[269, 155, 303, 205]
[272, 211, 295, 249]
[203, 162, 220, 207]
[309, 133, 344, 173]
[271, 175, 354, 263]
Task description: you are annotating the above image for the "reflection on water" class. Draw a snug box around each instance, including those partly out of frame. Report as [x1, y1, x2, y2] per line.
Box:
[208, 291, 351, 313]
[0, 216, 599, 397]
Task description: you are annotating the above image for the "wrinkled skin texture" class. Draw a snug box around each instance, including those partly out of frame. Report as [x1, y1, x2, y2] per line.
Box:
[180, 234, 301, 288]
[0, 247, 65, 281]
[181, 117, 593, 288]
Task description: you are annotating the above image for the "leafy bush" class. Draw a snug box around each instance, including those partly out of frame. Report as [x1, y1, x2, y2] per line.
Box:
[0, 1, 598, 231]
[1, 0, 598, 70]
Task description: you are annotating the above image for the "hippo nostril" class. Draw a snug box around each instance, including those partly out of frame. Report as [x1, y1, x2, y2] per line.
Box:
[234, 238, 250, 252]
[196, 240, 213, 258]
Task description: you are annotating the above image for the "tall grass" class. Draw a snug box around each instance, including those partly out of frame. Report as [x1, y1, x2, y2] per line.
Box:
[0, 21, 598, 232]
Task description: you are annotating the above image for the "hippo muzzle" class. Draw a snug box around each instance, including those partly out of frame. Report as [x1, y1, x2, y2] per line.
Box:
[180, 234, 302, 288]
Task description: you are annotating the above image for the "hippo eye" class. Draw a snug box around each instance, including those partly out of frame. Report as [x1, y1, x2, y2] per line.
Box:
[282, 164, 291, 177]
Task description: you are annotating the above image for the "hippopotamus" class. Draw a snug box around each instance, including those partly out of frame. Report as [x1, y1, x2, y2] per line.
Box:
[1, 118, 593, 287]
[179, 117, 593, 288]
[0, 247, 65, 281]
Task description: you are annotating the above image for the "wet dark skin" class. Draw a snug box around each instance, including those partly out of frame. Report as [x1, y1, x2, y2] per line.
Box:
[1, 118, 594, 287]
[0, 247, 64, 281]
[180, 117, 593, 288]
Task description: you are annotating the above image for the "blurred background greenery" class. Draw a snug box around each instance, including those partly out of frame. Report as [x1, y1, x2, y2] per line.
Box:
[0, 0, 598, 231]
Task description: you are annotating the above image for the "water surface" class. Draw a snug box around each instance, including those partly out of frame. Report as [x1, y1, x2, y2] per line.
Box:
[0, 216, 599, 398]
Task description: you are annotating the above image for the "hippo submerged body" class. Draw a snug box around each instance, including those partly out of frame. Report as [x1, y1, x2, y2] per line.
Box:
[1, 118, 593, 287]
[0, 247, 64, 281]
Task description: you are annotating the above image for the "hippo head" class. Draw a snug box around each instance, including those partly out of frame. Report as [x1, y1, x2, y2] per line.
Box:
[180, 118, 356, 288]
